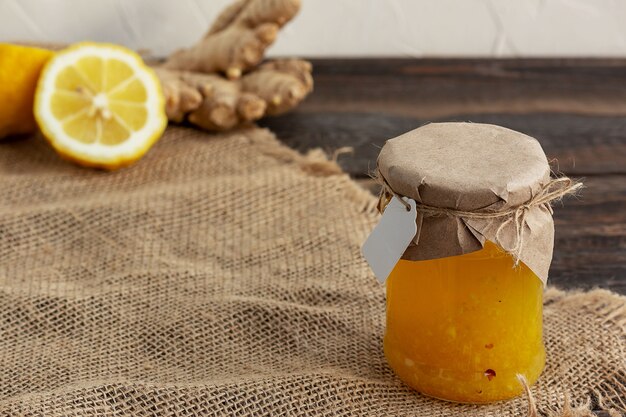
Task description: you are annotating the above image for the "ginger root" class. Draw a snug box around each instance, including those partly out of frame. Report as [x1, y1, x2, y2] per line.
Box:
[163, 0, 301, 80]
[155, 58, 313, 131]
[241, 59, 313, 115]
[157, 0, 312, 132]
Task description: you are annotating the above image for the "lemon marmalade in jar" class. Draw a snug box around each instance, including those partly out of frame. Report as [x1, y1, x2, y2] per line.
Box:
[385, 242, 544, 403]
[369, 123, 581, 404]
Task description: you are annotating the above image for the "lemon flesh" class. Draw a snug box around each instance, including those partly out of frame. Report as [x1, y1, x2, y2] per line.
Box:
[35, 43, 166, 170]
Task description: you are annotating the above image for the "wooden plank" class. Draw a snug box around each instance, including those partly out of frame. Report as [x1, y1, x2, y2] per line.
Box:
[356, 176, 626, 294]
[551, 175, 626, 294]
[262, 111, 626, 176]
[300, 58, 626, 118]
[262, 58, 626, 177]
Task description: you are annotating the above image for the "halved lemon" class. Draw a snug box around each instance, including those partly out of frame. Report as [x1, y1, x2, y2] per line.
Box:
[34, 42, 167, 170]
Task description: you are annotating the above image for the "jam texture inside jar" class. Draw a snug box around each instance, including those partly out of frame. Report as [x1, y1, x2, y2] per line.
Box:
[384, 242, 545, 403]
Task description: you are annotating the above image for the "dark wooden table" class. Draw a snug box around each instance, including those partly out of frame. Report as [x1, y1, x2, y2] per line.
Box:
[261, 58, 626, 295]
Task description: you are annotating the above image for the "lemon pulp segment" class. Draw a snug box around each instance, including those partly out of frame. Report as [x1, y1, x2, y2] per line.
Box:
[35, 43, 166, 169]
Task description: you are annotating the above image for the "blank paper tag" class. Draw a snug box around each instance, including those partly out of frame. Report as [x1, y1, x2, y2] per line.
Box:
[361, 196, 417, 283]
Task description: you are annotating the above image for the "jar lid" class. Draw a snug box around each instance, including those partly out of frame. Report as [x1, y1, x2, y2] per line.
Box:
[377, 122, 581, 284]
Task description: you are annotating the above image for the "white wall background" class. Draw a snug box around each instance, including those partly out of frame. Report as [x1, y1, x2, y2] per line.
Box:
[1, 0, 625, 57]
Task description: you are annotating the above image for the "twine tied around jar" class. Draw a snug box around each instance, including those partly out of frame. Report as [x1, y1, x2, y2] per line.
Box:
[376, 170, 583, 265]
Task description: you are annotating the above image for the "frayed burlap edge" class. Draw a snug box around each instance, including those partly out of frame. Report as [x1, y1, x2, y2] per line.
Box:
[537, 288, 625, 417]
[246, 133, 379, 214]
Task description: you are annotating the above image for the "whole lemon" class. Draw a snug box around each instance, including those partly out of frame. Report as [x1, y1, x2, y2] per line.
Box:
[0, 43, 53, 139]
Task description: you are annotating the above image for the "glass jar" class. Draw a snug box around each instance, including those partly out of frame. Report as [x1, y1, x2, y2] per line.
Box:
[365, 123, 579, 404]
[384, 241, 545, 403]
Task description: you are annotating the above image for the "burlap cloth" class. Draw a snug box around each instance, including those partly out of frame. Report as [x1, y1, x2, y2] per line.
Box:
[0, 126, 623, 416]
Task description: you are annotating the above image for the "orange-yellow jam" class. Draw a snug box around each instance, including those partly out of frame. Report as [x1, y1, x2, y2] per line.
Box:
[384, 241, 545, 403]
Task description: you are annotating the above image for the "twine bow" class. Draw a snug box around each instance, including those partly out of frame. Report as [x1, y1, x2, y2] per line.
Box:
[377, 171, 583, 265]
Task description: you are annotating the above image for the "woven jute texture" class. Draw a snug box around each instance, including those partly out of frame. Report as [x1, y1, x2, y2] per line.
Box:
[0, 126, 624, 416]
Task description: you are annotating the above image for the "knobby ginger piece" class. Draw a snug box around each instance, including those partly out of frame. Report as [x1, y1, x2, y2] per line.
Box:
[162, 0, 301, 79]
[180, 71, 266, 131]
[240, 59, 313, 115]
[153, 68, 203, 123]
[155, 59, 313, 131]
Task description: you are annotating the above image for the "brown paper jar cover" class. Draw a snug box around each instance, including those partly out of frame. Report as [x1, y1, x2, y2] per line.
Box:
[377, 122, 555, 283]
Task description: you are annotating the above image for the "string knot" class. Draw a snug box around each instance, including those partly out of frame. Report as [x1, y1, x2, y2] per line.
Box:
[376, 170, 583, 264]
